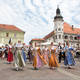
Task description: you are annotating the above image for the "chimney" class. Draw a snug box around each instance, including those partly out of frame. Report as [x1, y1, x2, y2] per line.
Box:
[72, 25, 74, 30]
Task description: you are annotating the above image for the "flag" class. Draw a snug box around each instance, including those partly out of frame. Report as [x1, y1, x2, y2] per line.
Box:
[9, 38, 11, 44]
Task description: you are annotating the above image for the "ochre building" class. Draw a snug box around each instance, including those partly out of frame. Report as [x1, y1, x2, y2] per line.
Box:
[0, 24, 25, 44]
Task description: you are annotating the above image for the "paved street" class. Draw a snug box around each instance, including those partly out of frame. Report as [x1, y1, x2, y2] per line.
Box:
[0, 59, 80, 80]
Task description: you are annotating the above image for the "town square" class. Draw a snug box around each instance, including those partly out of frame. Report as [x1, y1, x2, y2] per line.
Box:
[0, 0, 80, 80]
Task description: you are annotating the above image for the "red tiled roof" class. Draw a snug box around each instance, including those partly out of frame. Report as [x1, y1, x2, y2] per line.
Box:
[30, 22, 80, 41]
[31, 38, 44, 41]
[63, 22, 80, 34]
[43, 22, 80, 40]
[43, 31, 54, 39]
[0, 24, 24, 32]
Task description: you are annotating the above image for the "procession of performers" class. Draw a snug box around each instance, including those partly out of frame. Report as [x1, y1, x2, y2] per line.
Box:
[0, 41, 76, 71]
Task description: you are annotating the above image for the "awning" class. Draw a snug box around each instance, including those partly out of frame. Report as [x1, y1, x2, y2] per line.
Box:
[41, 42, 58, 46]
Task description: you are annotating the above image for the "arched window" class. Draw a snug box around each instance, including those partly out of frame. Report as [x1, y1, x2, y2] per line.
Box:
[59, 35, 61, 39]
[74, 37, 77, 40]
[58, 28, 61, 31]
[64, 35, 68, 39]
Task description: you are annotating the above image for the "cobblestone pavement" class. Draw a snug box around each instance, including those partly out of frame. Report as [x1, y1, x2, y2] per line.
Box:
[0, 59, 80, 80]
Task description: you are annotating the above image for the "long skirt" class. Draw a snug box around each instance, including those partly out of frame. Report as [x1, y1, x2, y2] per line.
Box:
[14, 50, 25, 68]
[7, 51, 13, 62]
[33, 56, 37, 68]
[49, 54, 59, 68]
[33, 54, 44, 68]
[64, 51, 75, 66]
[43, 53, 48, 63]
[22, 50, 27, 62]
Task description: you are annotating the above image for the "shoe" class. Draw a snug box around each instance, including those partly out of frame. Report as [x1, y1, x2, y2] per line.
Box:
[68, 67, 71, 69]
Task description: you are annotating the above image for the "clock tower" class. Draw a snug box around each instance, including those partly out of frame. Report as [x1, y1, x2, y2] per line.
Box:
[54, 6, 64, 44]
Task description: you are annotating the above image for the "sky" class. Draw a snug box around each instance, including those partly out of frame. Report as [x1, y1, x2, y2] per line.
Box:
[0, 0, 80, 44]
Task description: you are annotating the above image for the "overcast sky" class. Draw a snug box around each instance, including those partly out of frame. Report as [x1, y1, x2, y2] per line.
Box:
[0, 0, 80, 44]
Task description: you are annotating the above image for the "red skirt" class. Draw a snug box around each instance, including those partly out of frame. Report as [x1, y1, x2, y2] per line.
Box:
[7, 51, 13, 62]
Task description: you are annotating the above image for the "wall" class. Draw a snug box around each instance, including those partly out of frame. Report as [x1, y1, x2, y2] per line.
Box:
[0, 30, 24, 44]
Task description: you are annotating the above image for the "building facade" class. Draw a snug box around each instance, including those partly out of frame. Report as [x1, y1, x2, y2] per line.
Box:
[0, 24, 25, 45]
[30, 39, 44, 48]
[44, 7, 80, 49]
[30, 7, 80, 49]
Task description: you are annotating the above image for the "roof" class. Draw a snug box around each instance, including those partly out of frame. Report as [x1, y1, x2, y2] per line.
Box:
[63, 22, 80, 34]
[30, 22, 80, 41]
[44, 22, 80, 40]
[43, 31, 54, 39]
[0, 24, 24, 32]
[31, 38, 44, 41]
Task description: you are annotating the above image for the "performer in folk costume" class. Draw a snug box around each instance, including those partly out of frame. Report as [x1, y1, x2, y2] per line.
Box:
[4, 45, 8, 59]
[28, 45, 33, 64]
[0, 46, 5, 59]
[13, 41, 26, 71]
[58, 43, 63, 63]
[33, 47, 38, 70]
[43, 46, 48, 63]
[0, 47, 2, 58]
[21, 43, 27, 62]
[7, 42, 13, 63]
[61, 43, 66, 61]
[48, 42, 59, 69]
[64, 42, 75, 69]
[33, 47, 47, 70]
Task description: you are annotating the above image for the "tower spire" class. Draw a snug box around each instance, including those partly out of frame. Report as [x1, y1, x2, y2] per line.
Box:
[57, 5, 59, 8]
[54, 5, 63, 21]
[56, 5, 60, 15]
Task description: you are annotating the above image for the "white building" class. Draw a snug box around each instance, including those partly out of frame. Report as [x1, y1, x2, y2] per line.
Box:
[30, 7, 80, 49]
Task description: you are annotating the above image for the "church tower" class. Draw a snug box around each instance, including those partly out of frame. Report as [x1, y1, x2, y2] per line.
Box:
[54, 6, 64, 44]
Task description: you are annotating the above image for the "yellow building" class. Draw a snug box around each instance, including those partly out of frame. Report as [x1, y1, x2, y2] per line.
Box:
[0, 24, 25, 45]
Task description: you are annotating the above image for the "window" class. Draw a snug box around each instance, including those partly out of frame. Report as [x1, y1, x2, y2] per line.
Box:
[6, 33, 9, 37]
[64, 35, 68, 39]
[59, 35, 61, 39]
[58, 28, 61, 31]
[14, 33, 16, 37]
[55, 29, 57, 31]
[70, 36, 73, 40]
[55, 35, 57, 39]
[74, 37, 77, 40]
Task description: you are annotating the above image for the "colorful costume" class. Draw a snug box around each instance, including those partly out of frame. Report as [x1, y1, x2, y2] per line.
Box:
[14, 43, 25, 70]
[22, 47, 27, 62]
[7, 45, 13, 63]
[43, 48, 48, 63]
[28, 47, 33, 63]
[49, 47, 59, 68]
[33, 48, 47, 69]
[64, 46, 75, 66]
